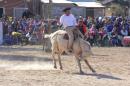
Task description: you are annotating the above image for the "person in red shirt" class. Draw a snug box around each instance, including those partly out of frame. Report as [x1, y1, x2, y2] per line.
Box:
[77, 18, 87, 36]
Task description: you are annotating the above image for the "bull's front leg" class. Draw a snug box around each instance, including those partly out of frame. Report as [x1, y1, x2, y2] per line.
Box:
[84, 59, 96, 73]
[52, 53, 57, 69]
[75, 57, 84, 74]
[58, 54, 63, 70]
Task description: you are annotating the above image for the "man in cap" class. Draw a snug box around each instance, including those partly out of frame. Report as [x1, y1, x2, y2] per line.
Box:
[60, 7, 77, 52]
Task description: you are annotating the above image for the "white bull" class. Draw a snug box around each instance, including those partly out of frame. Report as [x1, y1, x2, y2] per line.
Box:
[45, 30, 95, 74]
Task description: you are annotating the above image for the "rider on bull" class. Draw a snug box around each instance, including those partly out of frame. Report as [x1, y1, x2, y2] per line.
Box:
[60, 7, 84, 52]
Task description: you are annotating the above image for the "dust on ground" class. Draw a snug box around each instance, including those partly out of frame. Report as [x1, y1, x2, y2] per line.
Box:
[0, 45, 129, 86]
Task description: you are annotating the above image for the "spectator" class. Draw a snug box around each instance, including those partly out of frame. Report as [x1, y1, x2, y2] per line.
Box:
[77, 18, 87, 36]
[22, 10, 33, 19]
[120, 27, 128, 37]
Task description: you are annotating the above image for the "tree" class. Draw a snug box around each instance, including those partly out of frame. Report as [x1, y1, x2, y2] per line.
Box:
[116, 0, 129, 6]
[109, 4, 124, 16]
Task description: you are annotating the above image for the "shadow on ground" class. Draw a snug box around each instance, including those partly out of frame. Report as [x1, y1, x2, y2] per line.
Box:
[0, 54, 52, 62]
[73, 72, 123, 80]
[0, 46, 43, 52]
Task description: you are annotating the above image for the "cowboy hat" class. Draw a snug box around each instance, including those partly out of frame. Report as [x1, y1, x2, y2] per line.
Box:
[62, 7, 71, 12]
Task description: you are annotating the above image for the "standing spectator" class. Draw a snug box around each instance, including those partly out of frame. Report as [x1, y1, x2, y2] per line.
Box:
[88, 24, 98, 46]
[83, 17, 88, 26]
[21, 17, 28, 32]
[3, 20, 8, 35]
[104, 19, 113, 39]
[111, 27, 119, 46]
[98, 27, 106, 46]
[87, 16, 93, 29]
[22, 10, 33, 19]
[77, 18, 87, 36]
[11, 18, 19, 32]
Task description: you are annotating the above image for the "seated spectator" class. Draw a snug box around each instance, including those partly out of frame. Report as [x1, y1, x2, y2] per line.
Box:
[120, 27, 128, 37]
[3, 33, 13, 45]
[128, 20, 130, 36]
[128, 28, 130, 36]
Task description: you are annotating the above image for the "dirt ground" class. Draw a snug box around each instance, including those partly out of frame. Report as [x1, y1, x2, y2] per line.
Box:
[0, 45, 129, 86]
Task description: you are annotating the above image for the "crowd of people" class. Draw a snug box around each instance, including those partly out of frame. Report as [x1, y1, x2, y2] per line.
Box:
[81, 15, 130, 46]
[0, 13, 130, 46]
[0, 15, 50, 45]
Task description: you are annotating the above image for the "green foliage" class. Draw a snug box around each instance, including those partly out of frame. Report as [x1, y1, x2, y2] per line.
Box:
[116, 0, 129, 6]
[109, 3, 126, 16]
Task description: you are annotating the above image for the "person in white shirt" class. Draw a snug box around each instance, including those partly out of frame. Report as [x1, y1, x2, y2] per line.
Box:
[60, 7, 77, 52]
[60, 8, 77, 28]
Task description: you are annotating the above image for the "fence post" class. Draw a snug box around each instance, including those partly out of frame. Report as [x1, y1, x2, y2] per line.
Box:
[48, 0, 52, 33]
[0, 22, 3, 45]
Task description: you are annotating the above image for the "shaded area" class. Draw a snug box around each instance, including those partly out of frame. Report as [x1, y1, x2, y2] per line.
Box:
[92, 54, 109, 58]
[73, 72, 123, 80]
[93, 54, 109, 57]
[0, 46, 43, 52]
[0, 54, 52, 62]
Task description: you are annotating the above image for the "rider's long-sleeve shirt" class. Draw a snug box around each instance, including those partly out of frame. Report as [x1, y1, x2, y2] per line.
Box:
[60, 14, 77, 28]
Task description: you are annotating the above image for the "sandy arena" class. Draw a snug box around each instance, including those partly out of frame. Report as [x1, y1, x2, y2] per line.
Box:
[0, 45, 129, 86]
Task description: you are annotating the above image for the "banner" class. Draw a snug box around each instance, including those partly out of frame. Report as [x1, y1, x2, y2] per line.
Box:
[0, 22, 3, 45]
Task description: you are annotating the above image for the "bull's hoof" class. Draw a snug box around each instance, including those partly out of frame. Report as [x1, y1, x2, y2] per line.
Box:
[80, 70, 84, 74]
[54, 66, 57, 69]
[60, 67, 63, 70]
[92, 69, 96, 73]
[68, 50, 72, 53]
